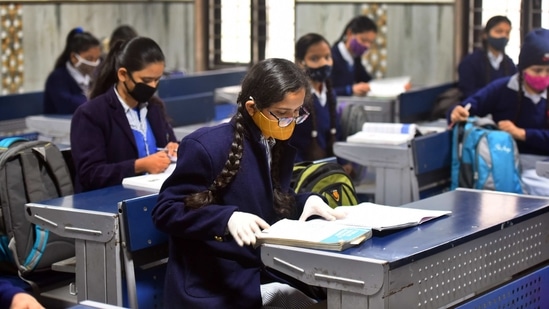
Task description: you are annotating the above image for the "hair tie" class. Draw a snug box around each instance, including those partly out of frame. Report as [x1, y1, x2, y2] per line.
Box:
[75, 27, 84, 34]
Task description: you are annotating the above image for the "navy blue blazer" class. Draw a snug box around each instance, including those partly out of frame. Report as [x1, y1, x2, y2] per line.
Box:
[43, 66, 88, 114]
[70, 87, 176, 192]
[458, 49, 517, 99]
[152, 115, 313, 309]
[330, 43, 372, 96]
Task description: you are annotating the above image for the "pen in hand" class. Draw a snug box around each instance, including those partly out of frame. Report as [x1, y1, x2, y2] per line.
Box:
[448, 103, 471, 129]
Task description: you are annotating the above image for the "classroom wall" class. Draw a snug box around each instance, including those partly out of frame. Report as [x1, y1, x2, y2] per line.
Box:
[295, 2, 455, 86]
[19, 2, 194, 92]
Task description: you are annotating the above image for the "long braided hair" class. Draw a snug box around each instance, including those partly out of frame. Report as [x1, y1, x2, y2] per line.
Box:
[184, 58, 310, 217]
[296, 33, 338, 160]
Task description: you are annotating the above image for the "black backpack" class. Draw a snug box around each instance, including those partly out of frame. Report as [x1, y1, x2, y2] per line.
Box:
[0, 137, 75, 276]
[291, 161, 359, 208]
[339, 103, 369, 141]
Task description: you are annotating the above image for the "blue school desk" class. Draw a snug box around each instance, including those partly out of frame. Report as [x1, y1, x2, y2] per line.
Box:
[261, 188, 549, 308]
[25, 185, 156, 306]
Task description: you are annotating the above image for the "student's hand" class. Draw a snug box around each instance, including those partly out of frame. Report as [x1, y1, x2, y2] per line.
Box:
[449, 105, 470, 124]
[352, 82, 370, 96]
[135, 151, 171, 174]
[164, 141, 179, 157]
[299, 195, 347, 222]
[404, 82, 412, 91]
[498, 120, 526, 141]
[227, 211, 270, 247]
[11, 292, 45, 309]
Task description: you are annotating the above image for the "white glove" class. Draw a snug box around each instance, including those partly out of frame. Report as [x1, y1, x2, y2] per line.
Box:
[299, 195, 347, 222]
[227, 211, 270, 247]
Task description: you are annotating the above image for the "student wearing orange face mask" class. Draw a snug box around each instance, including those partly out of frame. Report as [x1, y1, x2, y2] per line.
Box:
[449, 28, 549, 196]
[43, 27, 101, 114]
[153, 58, 345, 309]
[330, 15, 377, 97]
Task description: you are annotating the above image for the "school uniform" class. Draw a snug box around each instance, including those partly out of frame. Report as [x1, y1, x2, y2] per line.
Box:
[43, 64, 88, 114]
[152, 115, 314, 309]
[450, 74, 549, 196]
[70, 87, 176, 192]
[0, 279, 25, 309]
[290, 86, 341, 162]
[330, 41, 372, 96]
[458, 49, 517, 99]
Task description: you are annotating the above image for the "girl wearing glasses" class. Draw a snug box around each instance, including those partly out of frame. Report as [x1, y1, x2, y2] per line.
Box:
[153, 58, 345, 309]
[292, 33, 354, 174]
[44, 27, 101, 114]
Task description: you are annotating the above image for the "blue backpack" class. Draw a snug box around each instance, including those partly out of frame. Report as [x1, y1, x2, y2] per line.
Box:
[451, 117, 524, 193]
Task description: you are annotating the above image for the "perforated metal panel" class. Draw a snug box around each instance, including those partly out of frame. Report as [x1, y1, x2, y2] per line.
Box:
[386, 213, 549, 308]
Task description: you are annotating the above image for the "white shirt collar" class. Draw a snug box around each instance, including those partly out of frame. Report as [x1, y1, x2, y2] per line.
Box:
[338, 41, 354, 67]
[507, 73, 547, 104]
[311, 83, 327, 107]
[65, 61, 90, 89]
[487, 51, 503, 70]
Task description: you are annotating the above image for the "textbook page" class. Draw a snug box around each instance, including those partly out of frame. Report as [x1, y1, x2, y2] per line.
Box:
[335, 202, 451, 231]
[368, 76, 411, 98]
[346, 123, 417, 145]
[255, 219, 372, 251]
[122, 163, 176, 192]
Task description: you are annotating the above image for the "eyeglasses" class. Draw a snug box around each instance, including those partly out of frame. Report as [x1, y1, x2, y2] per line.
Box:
[268, 106, 310, 128]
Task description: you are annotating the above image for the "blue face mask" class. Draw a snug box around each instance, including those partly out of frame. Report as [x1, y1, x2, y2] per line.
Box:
[306, 65, 333, 82]
[487, 36, 509, 51]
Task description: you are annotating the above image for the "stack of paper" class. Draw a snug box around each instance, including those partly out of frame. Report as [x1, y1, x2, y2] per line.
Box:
[368, 76, 411, 98]
[122, 164, 176, 192]
[346, 122, 417, 145]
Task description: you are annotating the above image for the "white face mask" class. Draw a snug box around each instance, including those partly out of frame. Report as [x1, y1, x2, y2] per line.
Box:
[74, 53, 100, 68]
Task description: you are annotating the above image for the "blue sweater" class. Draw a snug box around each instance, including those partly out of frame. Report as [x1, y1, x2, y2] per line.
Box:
[330, 43, 372, 96]
[291, 92, 341, 162]
[457, 49, 517, 99]
[152, 115, 314, 309]
[0, 279, 25, 309]
[449, 75, 549, 155]
[43, 66, 88, 114]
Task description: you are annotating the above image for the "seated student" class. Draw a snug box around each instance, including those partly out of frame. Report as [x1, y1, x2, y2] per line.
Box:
[292, 33, 353, 174]
[70, 37, 178, 193]
[0, 279, 44, 309]
[43, 27, 101, 114]
[107, 24, 138, 53]
[152, 58, 345, 309]
[458, 15, 517, 99]
[330, 15, 377, 97]
[449, 28, 549, 196]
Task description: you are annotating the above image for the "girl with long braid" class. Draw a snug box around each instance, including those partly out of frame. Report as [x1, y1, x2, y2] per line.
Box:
[292, 33, 353, 175]
[153, 58, 345, 309]
[449, 28, 549, 196]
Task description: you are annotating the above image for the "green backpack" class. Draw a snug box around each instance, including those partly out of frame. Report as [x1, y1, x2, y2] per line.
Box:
[291, 161, 359, 208]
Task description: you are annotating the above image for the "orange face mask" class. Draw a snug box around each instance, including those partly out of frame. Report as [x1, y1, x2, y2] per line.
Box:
[251, 110, 295, 140]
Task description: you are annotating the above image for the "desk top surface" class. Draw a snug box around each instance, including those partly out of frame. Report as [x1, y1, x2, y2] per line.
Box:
[27, 185, 155, 214]
[340, 189, 549, 267]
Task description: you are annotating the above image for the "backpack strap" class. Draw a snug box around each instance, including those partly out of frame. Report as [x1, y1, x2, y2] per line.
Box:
[0, 137, 27, 149]
[8, 225, 49, 272]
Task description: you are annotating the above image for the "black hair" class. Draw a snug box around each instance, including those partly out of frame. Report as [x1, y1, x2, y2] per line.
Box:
[337, 15, 378, 44]
[54, 27, 100, 69]
[184, 58, 310, 218]
[109, 25, 138, 50]
[295, 33, 337, 159]
[90, 36, 165, 99]
[481, 16, 512, 86]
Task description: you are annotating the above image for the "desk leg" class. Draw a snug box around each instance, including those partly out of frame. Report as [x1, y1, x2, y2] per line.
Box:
[375, 167, 413, 206]
[327, 289, 372, 308]
[75, 235, 122, 305]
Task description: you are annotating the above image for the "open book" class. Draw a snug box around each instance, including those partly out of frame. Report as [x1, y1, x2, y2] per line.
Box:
[346, 122, 417, 145]
[368, 76, 411, 98]
[255, 202, 450, 251]
[122, 163, 176, 192]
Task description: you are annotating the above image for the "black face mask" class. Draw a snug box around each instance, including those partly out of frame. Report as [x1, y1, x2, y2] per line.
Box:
[306, 65, 333, 82]
[125, 73, 157, 103]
